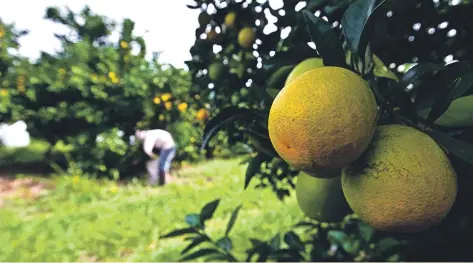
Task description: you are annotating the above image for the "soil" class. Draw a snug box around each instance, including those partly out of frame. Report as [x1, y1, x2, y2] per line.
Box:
[0, 175, 55, 207]
[0, 164, 191, 207]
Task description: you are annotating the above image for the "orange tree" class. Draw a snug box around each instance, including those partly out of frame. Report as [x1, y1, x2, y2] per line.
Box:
[3, 6, 226, 178]
[164, 0, 473, 261]
[0, 19, 29, 122]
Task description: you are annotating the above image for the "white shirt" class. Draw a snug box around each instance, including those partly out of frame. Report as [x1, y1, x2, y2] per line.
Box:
[142, 129, 176, 157]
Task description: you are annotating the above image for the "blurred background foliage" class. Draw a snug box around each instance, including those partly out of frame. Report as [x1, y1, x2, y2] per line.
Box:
[0, 6, 248, 179]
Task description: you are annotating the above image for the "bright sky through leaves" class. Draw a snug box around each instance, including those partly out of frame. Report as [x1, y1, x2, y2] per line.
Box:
[0, 0, 284, 69]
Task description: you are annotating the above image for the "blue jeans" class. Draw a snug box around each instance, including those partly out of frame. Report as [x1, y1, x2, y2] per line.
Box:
[158, 147, 176, 174]
[149, 147, 177, 186]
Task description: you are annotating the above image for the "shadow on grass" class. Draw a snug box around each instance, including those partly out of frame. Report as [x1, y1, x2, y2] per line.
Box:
[0, 138, 219, 185]
[0, 139, 54, 178]
[0, 162, 52, 178]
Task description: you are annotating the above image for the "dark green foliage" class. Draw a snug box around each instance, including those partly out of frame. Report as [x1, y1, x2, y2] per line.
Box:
[0, 7, 237, 178]
[164, 199, 407, 262]
[161, 199, 240, 262]
[302, 10, 347, 68]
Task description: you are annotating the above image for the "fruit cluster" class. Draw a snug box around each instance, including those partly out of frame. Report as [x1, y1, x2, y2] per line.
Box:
[268, 59, 458, 233]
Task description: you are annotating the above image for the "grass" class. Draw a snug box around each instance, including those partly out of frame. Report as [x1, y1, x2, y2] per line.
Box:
[0, 158, 305, 262]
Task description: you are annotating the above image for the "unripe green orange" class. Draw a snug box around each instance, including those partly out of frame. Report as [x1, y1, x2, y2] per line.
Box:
[224, 12, 237, 29]
[296, 172, 351, 222]
[238, 27, 256, 49]
[285, 58, 325, 85]
[208, 63, 225, 81]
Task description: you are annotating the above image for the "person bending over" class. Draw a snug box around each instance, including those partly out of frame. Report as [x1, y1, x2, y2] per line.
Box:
[135, 129, 177, 186]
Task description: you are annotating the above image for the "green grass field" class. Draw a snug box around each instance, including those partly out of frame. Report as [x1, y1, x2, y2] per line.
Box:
[0, 158, 305, 262]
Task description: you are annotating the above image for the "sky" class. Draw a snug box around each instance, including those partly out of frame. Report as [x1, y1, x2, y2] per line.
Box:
[0, 0, 201, 69]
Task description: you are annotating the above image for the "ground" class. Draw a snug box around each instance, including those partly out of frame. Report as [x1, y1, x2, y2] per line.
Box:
[0, 177, 54, 207]
[0, 158, 304, 262]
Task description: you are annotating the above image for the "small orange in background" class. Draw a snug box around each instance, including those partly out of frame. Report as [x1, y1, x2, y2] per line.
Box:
[207, 29, 219, 43]
[0, 88, 8, 97]
[111, 77, 120, 84]
[164, 101, 172, 110]
[196, 108, 209, 121]
[178, 102, 188, 112]
[108, 72, 117, 79]
[161, 93, 172, 102]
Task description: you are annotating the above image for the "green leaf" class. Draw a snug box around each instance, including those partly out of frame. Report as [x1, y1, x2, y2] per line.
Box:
[186, 4, 200, 9]
[376, 77, 416, 115]
[205, 253, 238, 262]
[419, 95, 473, 127]
[324, 0, 352, 14]
[250, 238, 267, 252]
[180, 248, 221, 261]
[256, 250, 270, 262]
[373, 54, 399, 81]
[357, 221, 375, 242]
[283, 231, 305, 251]
[245, 250, 257, 262]
[245, 130, 279, 158]
[271, 248, 304, 261]
[302, 10, 347, 68]
[343, 238, 361, 255]
[246, 239, 270, 261]
[426, 78, 462, 125]
[184, 235, 199, 241]
[264, 43, 316, 70]
[244, 153, 272, 189]
[200, 199, 221, 225]
[328, 230, 349, 244]
[249, 238, 266, 247]
[216, 236, 233, 252]
[201, 107, 264, 151]
[414, 61, 473, 114]
[185, 213, 201, 228]
[266, 88, 280, 100]
[181, 235, 211, 255]
[270, 233, 281, 250]
[225, 205, 243, 236]
[239, 155, 253, 165]
[376, 237, 400, 253]
[400, 62, 445, 90]
[294, 221, 318, 228]
[342, 0, 386, 58]
[266, 65, 295, 92]
[160, 227, 197, 239]
[426, 130, 473, 166]
[450, 66, 473, 100]
[310, 245, 328, 261]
